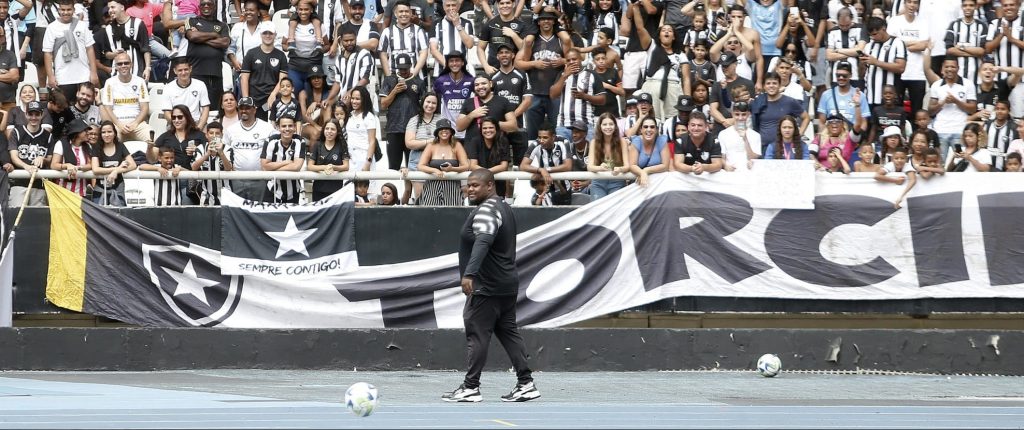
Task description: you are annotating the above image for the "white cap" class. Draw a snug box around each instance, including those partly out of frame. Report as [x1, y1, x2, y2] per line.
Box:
[257, 22, 277, 35]
[881, 126, 902, 139]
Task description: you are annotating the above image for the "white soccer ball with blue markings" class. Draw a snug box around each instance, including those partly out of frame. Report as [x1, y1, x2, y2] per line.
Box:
[756, 354, 782, 377]
[345, 382, 379, 417]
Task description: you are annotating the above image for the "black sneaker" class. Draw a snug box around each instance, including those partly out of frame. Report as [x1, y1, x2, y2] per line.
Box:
[500, 382, 540, 402]
[441, 384, 482, 403]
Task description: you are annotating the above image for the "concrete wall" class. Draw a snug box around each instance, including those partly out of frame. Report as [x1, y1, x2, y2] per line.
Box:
[1, 328, 1019, 375]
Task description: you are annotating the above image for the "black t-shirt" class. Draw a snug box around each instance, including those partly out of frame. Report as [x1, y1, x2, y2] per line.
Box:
[977, 85, 998, 112]
[625, 1, 664, 53]
[379, 75, 426, 134]
[155, 129, 206, 169]
[672, 133, 722, 166]
[242, 47, 289, 103]
[689, 60, 717, 86]
[478, 16, 536, 68]
[309, 139, 349, 195]
[871, 105, 907, 141]
[459, 95, 512, 148]
[0, 50, 18, 103]
[8, 126, 53, 188]
[185, 17, 230, 76]
[458, 196, 519, 296]
[464, 138, 511, 169]
[593, 68, 621, 117]
[91, 141, 131, 188]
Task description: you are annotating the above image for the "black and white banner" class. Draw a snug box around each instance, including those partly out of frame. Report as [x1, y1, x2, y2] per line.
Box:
[220, 189, 359, 279]
[59, 172, 1024, 328]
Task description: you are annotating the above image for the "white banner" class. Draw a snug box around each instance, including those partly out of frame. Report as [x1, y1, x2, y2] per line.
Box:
[59, 172, 1024, 329]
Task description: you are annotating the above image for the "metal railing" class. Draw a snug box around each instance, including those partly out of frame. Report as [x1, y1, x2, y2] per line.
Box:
[7, 170, 639, 181]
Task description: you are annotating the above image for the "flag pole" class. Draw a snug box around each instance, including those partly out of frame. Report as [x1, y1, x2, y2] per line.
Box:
[13, 168, 39, 229]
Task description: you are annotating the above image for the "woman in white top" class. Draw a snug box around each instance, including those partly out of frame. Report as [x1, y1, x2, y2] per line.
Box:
[946, 122, 992, 172]
[345, 86, 379, 172]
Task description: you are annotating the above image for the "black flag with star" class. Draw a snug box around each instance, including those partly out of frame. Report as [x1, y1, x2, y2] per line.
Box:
[219, 189, 359, 279]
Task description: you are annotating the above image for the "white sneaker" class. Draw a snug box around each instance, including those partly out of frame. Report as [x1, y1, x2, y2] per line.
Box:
[500, 382, 540, 402]
[441, 384, 482, 403]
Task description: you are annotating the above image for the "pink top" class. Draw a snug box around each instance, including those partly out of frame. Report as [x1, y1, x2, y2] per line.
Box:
[126, 3, 165, 36]
[176, 0, 200, 17]
[813, 133, 856, 170]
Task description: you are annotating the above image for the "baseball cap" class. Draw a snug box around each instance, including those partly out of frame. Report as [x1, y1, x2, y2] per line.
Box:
[350, 0, 365, 6]
[835, 61, 853, 72]
[826, 112, 845, 122]
[395, 53, 414, 69]
[570, 120, 588, 131]
[636, 92, 653, 104]
[26, 101, 43, 113]
[257, 21, 276, 34]
[536, 10, 558, 21]
[675, 95, 693, 112]
[732, 101, 750, 113]
[494, 41, 516, 53]
[238, 97, 256, 108]
[625, 98, 638, 106]
[718, 51, 738, 66]
[881, 126, 903, 138]
[308, 65, 326, 78]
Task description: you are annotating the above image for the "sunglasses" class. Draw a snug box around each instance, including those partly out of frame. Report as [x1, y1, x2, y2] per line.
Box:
[641, 125, 658, 129]
[115, 61, 131, 66]
[785, 49, 798, 53]
[172, 115, 186, 120]
[835, 73, 851, 78]
[726, 40, 739, 44]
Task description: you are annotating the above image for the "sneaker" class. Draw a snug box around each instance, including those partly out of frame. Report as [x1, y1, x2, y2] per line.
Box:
[500, 382, 540, 402]
[441, 384, 482, 403]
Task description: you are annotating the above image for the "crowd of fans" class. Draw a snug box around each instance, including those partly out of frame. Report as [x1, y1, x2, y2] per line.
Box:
[1, 0, 1022, 208]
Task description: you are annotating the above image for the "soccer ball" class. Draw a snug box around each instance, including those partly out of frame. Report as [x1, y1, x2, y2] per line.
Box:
[756, 353, 782, 377]
[345, 382, 379, 417]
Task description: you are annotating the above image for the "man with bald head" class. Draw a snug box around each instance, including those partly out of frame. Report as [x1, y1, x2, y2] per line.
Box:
[443, 169, 539, 404]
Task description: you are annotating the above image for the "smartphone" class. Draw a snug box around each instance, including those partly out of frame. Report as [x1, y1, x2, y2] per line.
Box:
[955, 144, 963, 153]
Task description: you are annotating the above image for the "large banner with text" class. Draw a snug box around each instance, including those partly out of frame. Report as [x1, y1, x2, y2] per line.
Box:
[44, 172, 1024, 328]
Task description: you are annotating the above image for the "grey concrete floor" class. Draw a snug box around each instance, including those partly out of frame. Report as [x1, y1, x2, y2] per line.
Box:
[2, 370, 1024, 428]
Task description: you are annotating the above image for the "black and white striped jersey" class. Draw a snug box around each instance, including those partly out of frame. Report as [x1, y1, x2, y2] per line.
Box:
[260, 134, 307, 202]
[945, 18, 987, 84]
[335, 48, 376, 98]
[432, 16, 475, 58]
[986, 15, 1024, 80]
[193, 142, 235, 206]
[379, 23, 428, 70]
[556, 70, 605, 129]
[864, 36, 907, 105]
[826, 26, 865, 80]
[153, 176, 183, 207]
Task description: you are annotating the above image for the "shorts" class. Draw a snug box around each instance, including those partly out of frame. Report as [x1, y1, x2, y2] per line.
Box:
[622, 51, 648, 90]
[31, 26, 46, 66]
[811, 48, 828, 87]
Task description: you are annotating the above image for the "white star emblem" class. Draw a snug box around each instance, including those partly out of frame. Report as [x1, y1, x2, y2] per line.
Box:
[266, 216, 318, 258]
[163, 260, 219, 306]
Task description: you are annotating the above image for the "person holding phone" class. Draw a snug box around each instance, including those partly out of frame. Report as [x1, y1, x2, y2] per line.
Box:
[946, 123, 992, 172]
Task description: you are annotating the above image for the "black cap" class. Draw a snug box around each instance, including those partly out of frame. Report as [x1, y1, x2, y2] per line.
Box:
[835, 60, 853, 72]
[494, 41, 516, 53]
[238, 97, 256, 108]
[65, 118, 89, 136]
[826, 112, 845, 122]
[26, 101, 43, 113]
[350, 0, 365, 6]
[718, 51, 738, 66]
[570, 120, 588, 131]
[445, 50, 467, 61]
[636, 92, 654, 104]
[536, 10, 558, 21]
[395, 54, 414, 69]
[732, 101, 750, 113]
[308, 65, 326, 78]
[434, 119, 455, 138]
[675, 95, 693, 111]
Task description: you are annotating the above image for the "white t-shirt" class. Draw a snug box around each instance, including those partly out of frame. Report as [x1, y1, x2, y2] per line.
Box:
[162, 79, 211, 123]
[887, 15, 929, 81]
[224, 119, 275, 171]
[880, 160, 917, 174]
[717, 126, 762, 170]
[945, 147, 992, 172]
[345, 112, 380, 166]
[101, 75, 150, 122]
[42, 19, 95, 84]
[929, 79, 976, 134]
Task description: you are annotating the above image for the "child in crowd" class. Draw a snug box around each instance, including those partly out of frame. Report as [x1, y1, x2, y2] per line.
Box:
[1006, 152, 1022, 172]
[354, 179, 373, 206]
[878, 126, 903, 164]
[530, 179, 552, 206]
[688, 40, 716, 90]
[874, 145, 917, 209]
[583, 28, 622, 72]
[173, 0, 200, 47]
[140, 146, 184, 206]
[912, 109, 940, 149]
[852, 141, 878, 173]
[820, 147, 851, 174]
[917, 148, 946, 179]
[284, 0, 323, 54]
[269, 78, 300, 124]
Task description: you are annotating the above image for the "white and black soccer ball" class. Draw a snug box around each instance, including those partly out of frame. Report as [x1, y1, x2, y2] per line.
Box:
[345, 382, 379, 417]
[756, 353, 782, 377]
